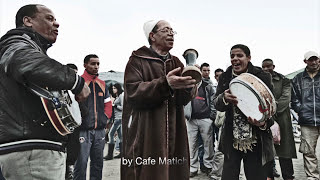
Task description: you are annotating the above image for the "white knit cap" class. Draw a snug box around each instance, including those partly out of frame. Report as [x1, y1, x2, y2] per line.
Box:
[304, 51, 319, 60]
[143, 20, 161, 39]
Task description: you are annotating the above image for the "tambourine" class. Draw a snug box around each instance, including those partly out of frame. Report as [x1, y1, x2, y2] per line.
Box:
[229, 73, 276, 122]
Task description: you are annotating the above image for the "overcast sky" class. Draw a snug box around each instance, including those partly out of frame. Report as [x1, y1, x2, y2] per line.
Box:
[0, 0, 319, 81]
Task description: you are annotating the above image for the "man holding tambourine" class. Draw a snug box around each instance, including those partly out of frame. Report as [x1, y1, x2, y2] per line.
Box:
[213, 44, 275, 180]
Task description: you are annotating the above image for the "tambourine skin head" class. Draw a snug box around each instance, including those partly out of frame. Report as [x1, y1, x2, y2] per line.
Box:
[181, 66, 202, 84]
[229, 73, 276, 122]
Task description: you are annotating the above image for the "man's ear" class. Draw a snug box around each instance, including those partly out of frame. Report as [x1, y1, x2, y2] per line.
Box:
[83, 63, 87, 69]
[22, 16, 33, 27]
[304, 60, 307, 64]
[149, 32, 155, 42]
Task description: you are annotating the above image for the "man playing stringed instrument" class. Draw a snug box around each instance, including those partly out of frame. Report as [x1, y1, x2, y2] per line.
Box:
[0, 4, 90, 180]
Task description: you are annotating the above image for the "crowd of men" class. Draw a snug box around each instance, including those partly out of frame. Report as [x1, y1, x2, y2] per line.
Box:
[0, 3, 319, 180]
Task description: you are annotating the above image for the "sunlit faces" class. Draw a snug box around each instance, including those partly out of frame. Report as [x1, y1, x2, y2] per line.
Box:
[26, 5, 59, 43]
[304, 56, 320, 72]
[201, 66, 210, 79]
[230, 48, 251, 75]
[151, 20, 175, 53]
[262, 61, 274, 74]
[84, 57, 100, 75]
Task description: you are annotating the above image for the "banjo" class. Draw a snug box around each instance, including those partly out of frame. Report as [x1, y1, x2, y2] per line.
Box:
[29, 84, 82, 136]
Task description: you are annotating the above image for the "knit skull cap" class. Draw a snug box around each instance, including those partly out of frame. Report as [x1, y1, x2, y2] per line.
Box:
[143, 20, 161, 39]
[304, 51, 319, 60]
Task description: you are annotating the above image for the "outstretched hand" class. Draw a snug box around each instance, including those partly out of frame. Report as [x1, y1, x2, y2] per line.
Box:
[167, 67, 197, 89]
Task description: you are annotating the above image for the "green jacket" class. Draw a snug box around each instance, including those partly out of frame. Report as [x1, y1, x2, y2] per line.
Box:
[272, 71, 297, 158]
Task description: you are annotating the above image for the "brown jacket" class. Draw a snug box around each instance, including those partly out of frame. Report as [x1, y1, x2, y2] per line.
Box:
[121, 46, 194, 180]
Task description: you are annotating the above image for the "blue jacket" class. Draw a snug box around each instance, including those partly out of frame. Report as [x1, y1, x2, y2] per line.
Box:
[291, 69, 320, 126]
[81, 70, 112, 130]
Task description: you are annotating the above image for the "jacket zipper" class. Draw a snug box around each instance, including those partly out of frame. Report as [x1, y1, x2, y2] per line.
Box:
[312, 79, 317, 126]
[93, 81, 98, 129]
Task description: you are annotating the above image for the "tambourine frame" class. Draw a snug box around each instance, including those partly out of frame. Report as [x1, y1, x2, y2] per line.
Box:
[230, 81, 268, 121]
[229, 73, 276, 122]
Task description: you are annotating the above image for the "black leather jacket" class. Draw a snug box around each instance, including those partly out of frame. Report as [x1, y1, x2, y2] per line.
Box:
[291, 69, 320, 126]
[0, 27, 84, 154]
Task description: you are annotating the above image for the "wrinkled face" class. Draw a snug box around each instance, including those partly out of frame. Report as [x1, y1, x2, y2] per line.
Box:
[230, 48, 251, 75]
[201, 66, 210, 79]
[84, 58, 100, 75]
[25, 5, 59, 43]
[151, 20, 175, 53]
[262, 61, 274, 73]
[304, 56, 320, 72]
[215, 71, 223, 82]
[112, 86, 118, 94]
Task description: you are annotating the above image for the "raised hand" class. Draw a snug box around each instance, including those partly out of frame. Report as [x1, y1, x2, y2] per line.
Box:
[166, 67, 197, 89]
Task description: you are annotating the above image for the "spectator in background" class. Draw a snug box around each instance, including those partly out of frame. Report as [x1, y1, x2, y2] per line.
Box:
[66, 63, 78, 73]
[214, 69, 224, 86]
[73, 54, 112, 180]
[291, 51, 320, 180]
[262, 58, 296, 180]
[104, 83, 124, 160]
[195, 63, 214, 174]
[185, 62, 216, 177]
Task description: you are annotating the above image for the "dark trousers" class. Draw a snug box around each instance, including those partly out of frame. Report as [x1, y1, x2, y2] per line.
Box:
[74, 129, 106, 180]
[213, 124, 219, 141]
[222, 143, 268, 180]
[279, 157, 294, 179]
[66, 128, 80, 165]
[267, 158, 294, 179]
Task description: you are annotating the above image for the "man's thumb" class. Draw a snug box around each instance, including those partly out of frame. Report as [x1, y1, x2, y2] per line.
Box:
[167, 67, 181, 76]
